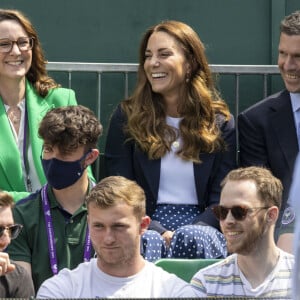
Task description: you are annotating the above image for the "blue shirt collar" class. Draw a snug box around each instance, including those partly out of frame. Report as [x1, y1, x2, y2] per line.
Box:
[290, 92, 300, 113]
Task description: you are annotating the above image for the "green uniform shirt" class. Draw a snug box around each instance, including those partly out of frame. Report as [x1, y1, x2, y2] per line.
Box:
[7, 184, 94, 292]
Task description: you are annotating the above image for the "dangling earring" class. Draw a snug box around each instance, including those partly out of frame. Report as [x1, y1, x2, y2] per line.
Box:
[186, 72, 190, 83]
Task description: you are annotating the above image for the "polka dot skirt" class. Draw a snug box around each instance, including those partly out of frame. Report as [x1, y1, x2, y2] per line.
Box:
[152, 204, 227, 259]
[141, 230, 167, 262]
[167, 224, 227, 258]
[152, 204, 201, 231]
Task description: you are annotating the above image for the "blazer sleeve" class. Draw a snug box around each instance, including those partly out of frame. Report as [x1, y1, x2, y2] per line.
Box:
[104, 104, 135, 179]
[193, 114, 237, 229]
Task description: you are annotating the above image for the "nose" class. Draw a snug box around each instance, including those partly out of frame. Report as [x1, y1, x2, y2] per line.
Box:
[223, 210, 236, 224]
[282, 55, 296, 70]
[103, 228, 115, 244]
[149, 55, 160, 67]
[9, 42, 22, 55]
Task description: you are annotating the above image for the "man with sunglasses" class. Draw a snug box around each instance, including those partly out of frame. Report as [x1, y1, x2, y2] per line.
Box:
[0, 191, 34, 297]
[191, 166, 294, 298]
[6, 105, 103, 292]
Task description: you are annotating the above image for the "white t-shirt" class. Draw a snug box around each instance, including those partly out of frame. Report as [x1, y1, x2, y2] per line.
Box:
[191, 250, 294, 298]
[37, 258, 197, 298]
[157, 116, 198, 205]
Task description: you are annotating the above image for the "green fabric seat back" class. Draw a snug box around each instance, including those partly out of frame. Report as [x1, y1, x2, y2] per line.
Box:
[154, 258, 220, 282]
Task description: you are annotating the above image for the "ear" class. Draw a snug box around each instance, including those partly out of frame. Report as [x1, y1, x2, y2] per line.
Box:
[84, 149, 99, 167]
[266, 206, 279, 224]
[140, 215, 151, 234]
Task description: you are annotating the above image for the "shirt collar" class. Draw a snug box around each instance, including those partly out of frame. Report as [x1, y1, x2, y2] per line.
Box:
[48, 178, 94, 210]
[4, 98, 25, 112]
[290, 92, 300, 113]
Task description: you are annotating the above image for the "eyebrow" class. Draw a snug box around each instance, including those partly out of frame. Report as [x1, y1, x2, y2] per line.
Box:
[145, 47, 171, 53]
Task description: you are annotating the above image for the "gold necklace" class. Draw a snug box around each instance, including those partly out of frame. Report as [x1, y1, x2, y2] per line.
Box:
[7, 106, 21, 134]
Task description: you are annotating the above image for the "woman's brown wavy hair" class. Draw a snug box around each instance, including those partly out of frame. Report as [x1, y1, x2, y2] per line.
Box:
[0, 9, 60, 97]
[121, 20, 231, 163]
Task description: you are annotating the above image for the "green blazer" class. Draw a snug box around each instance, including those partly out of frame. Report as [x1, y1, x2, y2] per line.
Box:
[0, 80, 77, 201]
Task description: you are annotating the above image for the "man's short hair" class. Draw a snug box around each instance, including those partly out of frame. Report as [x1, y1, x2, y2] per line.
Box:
[280, 10, 300, 35]
[86, 176, 146, 219]
[0, 191, 14, 208]
[38, 105, 103, 154]
[221, 166, 283, 209]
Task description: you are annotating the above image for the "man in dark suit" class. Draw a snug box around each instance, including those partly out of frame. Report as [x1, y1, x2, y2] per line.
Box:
[238, 10, 300, 252]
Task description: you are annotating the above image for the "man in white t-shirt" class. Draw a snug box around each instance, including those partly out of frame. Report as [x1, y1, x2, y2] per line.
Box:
[37, 176, 197, 298]
[191, 166, 294, 298]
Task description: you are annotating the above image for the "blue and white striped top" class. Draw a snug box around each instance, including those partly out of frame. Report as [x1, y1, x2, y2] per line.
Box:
[191, 249, 294, 298]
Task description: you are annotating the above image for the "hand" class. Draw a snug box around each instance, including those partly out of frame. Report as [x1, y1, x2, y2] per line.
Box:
[162, 230, 174, 247]
[0, 252, 15, 276]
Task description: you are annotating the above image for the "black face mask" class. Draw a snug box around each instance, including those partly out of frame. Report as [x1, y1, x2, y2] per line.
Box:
[41, 151, 91, 190]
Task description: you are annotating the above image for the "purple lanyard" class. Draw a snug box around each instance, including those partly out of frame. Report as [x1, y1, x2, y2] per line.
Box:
[41, 184, 92, 275]
[22, 104, 32, 192]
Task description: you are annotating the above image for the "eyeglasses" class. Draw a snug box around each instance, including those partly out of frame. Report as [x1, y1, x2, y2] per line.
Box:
[212, 205, 269, 221]
[0, 224, 23, 239]
[0, 37, 34, 53]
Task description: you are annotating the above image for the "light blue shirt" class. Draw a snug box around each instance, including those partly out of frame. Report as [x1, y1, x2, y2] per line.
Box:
[290, 92, 300, 148]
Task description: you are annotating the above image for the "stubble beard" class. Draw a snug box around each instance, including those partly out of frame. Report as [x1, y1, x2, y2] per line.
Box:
[226, 216, 268, 255]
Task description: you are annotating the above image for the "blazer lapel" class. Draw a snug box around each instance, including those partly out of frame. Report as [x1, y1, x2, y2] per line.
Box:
[134, 147, 161, 202]
[25, 81, 54, 184]
[270, 90, 298, 172]
[0, 100, 25, 190]
[194, 153, 214, 206]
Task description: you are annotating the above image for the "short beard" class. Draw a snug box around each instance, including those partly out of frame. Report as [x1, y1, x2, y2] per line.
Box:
[228, 214, 268, 255]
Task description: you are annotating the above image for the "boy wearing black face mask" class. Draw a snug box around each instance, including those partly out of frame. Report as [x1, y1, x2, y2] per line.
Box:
[6, 105, 103, 292]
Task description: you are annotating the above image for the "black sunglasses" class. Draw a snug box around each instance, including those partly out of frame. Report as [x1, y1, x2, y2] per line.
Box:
[212, 205, 269, 221]
[0, 224, 23, 240]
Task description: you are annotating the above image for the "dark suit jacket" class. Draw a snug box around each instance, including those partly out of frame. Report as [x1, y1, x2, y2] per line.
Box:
[238, 89, 299, 232]
[105, 104, 237, 233]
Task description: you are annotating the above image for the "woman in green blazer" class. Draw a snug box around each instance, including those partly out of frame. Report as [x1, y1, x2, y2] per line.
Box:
[0, 9, 77, 201]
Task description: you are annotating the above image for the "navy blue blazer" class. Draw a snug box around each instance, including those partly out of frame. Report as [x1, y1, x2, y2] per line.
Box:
[238, 89, 299, 232]
[105, 104, 237, 233]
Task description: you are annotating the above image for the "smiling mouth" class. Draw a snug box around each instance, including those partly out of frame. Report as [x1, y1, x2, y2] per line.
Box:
[152, 72, 167, 79]
[285, 73, 299, 79]
[6, 61, 23, 66]
[226, 231, 242, 238]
